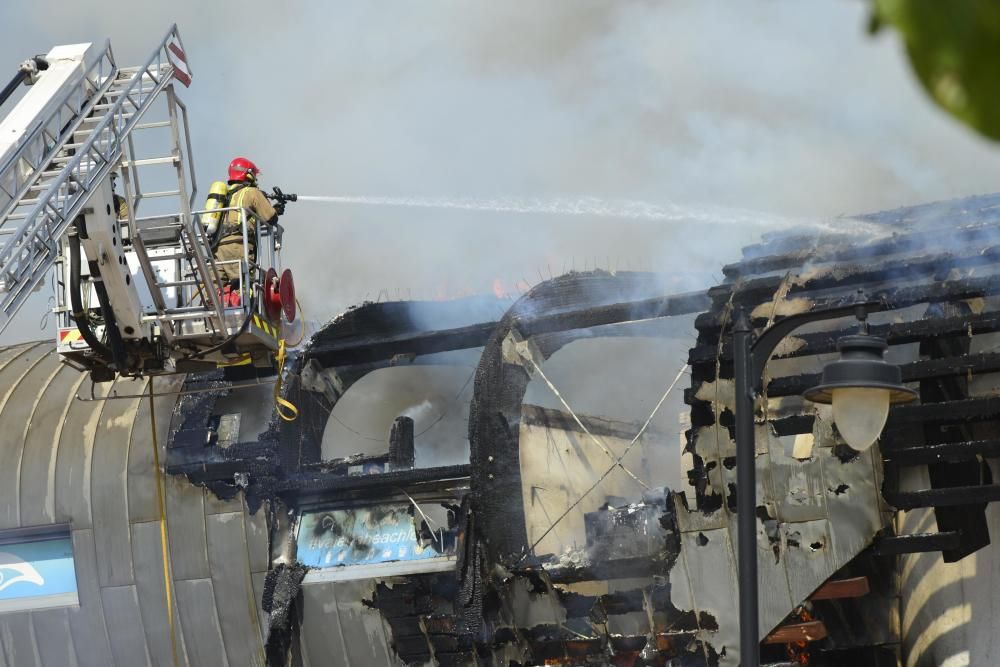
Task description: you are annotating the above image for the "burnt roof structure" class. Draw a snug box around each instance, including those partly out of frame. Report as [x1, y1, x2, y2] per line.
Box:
[3, 194, 1000, 666]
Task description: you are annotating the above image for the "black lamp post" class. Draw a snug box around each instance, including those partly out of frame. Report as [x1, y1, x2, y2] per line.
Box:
[733, 299, 917, 667]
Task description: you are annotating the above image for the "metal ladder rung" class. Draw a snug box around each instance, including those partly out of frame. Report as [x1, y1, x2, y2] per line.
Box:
[156, 279, 200, 288]
[77, 110, 137, 125]
[153, 312, 219, 323]
[28, 175, 89, 190]
[144, 252, 188, 261]
[134, 121, 171, 130]
[91, 99, 154, 111]
[50, 153, 101, 165]
[143, 190, 182, 198]
[149, 252, 189, 263]
[122, 157, 179, 167]
[39, 167, 89, 177]
[97, 87, 156, 99]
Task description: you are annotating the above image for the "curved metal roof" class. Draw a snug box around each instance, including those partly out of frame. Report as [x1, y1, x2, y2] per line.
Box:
[0, 343, 270, 667]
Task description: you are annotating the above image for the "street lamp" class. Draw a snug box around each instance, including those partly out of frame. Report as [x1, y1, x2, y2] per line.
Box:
[732, 299, 917, 667]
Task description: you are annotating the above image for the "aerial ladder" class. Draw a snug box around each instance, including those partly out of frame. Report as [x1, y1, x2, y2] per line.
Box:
[0, 25, 297, 382]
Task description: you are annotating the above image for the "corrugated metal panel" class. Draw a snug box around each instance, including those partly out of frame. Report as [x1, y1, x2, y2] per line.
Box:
[131, 520, 189, 667]
[251, 572, 269, 647]
[300, 583, 350, 665]
[165, 475, 211, 582]
[244, 508, 270, 575]
[91, 377, 143, 588]
[206, 511, 266, 667]
[65, 529, 113, 667]
[331, 581, 395, 666]
[31, 609, 77, 667]
[0, 344, 55, 530]
[127, 381, 182, 524]
[54, 381, 113, 529]
[101, 585, 152, 666]
[0, 346, 268, 666]
[0, 613, 40, 667]
[19, 364, 77, 527]
[174, 579, 230, 667]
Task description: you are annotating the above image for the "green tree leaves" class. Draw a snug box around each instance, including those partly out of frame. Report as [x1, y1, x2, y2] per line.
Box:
[873, 0, 1000, 140]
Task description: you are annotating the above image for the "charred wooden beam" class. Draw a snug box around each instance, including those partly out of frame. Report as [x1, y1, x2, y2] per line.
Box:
[557, 588, 646, 619]
[695, 274, 1000, 333]
[727, 217, 1000, 279]
[389, 416, 415, 470]
[884, 485, 1000, 509]
[305, 321, 498, 366]
[882, 439, 1000, 465]
[768, 397, 1000, 440]
[764, 352, 1000, 398]
[809, 576, 870, 601]
[306, 291, 708, 368]
[871, 531, 962, 555]
[762, 414, 815, 437]
[688, 311, 1000, 369]
[763, 620, 828, 644]
[516, 291, 710, 337]
[518, 556, 667, 584]
[712, 248, 1000, 308]
[274, 464, 471, 495]
[886, 396, 1000, 427]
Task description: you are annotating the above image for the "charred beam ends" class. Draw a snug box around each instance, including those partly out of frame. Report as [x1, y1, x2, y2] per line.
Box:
[389, 416, 415, 470]
[305, 321, 498, 366]
[689, 310, 1000, 369]
[884, 484, 1000, 510]
[763, 620, 829, 645]
[531, 556, 668, 585]
[886, 395, 1000, 427]
[726, 212, 1000, 279]
[515, 290, 710, 337]
[883, 439, 1000, 465]
[765, 351, 1000, 398]
[714, 246, 1000, 306]
[696, 274, 1000, 334]
[871, 531, 962, 555]
[809, 576, 870, 601]
[274, 464, 471, 496]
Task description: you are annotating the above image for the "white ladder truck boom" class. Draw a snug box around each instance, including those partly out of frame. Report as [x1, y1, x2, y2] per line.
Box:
[0, 26, 297, 383]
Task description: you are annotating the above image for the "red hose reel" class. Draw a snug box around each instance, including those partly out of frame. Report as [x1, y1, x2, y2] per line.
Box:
[263, 267, 296, 323]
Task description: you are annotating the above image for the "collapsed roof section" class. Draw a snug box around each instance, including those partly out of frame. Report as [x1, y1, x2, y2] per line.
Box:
[159, 194, 1000, 666]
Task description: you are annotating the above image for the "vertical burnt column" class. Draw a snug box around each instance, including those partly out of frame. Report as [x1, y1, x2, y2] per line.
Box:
[390, 415, 415, 470]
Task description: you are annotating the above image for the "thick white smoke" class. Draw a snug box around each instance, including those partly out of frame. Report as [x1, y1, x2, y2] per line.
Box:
[2, 1, 1000, 337]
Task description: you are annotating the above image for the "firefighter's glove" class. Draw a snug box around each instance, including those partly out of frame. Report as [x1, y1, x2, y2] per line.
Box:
[273, 201, 286, 216]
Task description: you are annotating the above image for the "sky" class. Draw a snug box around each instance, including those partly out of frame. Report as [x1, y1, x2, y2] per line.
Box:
[2, 0, 1000, 344]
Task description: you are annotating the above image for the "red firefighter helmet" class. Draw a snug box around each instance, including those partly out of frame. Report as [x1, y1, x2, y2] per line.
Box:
[228, 157, 261, 183]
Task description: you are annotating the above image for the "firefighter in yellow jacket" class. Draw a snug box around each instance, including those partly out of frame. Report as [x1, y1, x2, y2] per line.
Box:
[213, 156, 280, 285]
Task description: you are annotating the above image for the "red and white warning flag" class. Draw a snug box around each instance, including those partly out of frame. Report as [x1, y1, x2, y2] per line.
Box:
[166, 35, 192, 87]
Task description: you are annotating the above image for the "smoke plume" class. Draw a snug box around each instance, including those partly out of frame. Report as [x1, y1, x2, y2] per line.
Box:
[2, 1, 1000, 341]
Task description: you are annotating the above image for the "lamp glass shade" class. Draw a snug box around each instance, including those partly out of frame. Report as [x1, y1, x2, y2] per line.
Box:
[831, 387, 890, 451]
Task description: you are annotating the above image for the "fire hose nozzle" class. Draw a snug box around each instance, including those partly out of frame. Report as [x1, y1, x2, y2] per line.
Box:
[267, 186, 298, 203]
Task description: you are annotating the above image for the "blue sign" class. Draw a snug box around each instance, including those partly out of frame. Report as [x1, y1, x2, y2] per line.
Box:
[0, 537, 77, 610]
[297, 505, 453, 568]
